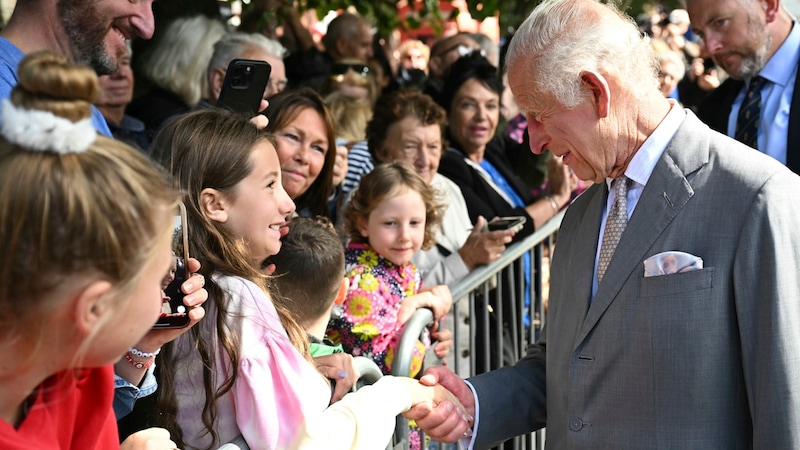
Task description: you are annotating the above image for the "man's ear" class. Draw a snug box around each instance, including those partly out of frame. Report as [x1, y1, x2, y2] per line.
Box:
[73, 281, 114, 337]
[762, 0, 780, 23]
[374, 146, 390, 164]
[201, 187, 228, 223]
[210, 68, 227, 104]
[334, 38, 349, 60]
[580, 70, 611, 118]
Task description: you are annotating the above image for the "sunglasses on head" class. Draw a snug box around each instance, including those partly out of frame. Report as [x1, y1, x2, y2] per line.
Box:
[331, 63, 370, 77]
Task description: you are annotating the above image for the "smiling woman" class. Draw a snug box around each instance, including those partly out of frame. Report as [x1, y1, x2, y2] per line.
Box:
[436, 53, 575, 237]
[263, 88, 338, 217]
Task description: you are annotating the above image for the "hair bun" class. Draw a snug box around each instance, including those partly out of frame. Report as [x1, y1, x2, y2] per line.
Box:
[11, 51, 99, 123]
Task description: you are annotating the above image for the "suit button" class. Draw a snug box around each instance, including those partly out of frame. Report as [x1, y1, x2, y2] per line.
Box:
[461, 349, 470, 358]
[570, 419, 583, 431]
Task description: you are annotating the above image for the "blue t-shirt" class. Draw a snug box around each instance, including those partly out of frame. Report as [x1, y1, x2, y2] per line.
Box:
[0, 37, 112, 136]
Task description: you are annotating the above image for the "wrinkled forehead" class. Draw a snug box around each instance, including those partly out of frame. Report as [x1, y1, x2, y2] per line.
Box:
[506, 62, 545, 107]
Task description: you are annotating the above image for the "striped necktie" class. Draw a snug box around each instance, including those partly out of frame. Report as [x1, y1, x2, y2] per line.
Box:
[734, 76, 766, 150]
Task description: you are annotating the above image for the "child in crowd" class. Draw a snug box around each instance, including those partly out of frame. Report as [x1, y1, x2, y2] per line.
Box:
[329, 161, 454, 378]
[0, 52, 181, 449]
[264, 216, 347, 359]
[330, 162, 455, 450]
[150, 109, 461, 450]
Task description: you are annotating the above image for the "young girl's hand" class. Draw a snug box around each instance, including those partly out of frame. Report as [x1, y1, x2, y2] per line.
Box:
[397, 376, 462, 410]
[419, 285, 453, 322]
[431, 327, 452, 359]
[314, 352, 359, 404]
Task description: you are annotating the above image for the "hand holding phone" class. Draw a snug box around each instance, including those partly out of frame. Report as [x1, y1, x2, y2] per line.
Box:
[487, 216, 526, 233]
[217, 59, 272, 115]
[154, 202, 191, 328]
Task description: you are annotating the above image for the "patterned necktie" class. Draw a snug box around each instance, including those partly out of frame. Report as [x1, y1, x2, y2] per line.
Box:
[734, 76, 766, 150]
[598, 176, 629, 282]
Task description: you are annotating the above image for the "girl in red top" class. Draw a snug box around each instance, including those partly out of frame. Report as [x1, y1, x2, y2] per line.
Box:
[0, 52, 183, 449]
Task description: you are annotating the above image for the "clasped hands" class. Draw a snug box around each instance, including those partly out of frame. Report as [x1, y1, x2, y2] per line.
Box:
[403, 365, 476, 443]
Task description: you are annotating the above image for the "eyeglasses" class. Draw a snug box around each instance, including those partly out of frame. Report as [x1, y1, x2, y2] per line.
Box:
[331, 63, 370, 77]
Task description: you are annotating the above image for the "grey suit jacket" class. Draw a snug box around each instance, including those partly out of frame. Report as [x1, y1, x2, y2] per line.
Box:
[469, 112, 800, 449]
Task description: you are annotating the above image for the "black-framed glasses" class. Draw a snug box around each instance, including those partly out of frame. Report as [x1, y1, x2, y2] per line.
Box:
[331, 63, 370, 77]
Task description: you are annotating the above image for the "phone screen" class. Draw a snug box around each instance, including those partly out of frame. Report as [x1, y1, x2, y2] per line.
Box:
[154, 202, 191, 328]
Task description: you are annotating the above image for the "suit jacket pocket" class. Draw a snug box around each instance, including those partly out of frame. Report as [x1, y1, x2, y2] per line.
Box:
[640, 267, 714, 297]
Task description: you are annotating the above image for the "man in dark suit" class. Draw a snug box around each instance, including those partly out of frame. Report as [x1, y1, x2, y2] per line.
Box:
[689, 0, 800, 173]
[404, 0, 800, 448]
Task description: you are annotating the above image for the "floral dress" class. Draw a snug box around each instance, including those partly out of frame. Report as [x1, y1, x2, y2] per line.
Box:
[327, 242, 430, 378]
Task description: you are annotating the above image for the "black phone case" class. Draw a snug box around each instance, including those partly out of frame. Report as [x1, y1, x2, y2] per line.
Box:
[216, 59, 272, 115]
[154, 258, 191, 328]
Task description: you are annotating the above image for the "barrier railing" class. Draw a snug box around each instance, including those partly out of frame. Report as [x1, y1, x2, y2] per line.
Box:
[393, 210, 565, 450]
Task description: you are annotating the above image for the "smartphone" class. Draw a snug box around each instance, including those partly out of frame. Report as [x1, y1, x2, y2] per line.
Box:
[487, 216, 527, 233]
[702, 57, 716, 74]
[216, 59, 272, 115]
[154, 202, 191, 328]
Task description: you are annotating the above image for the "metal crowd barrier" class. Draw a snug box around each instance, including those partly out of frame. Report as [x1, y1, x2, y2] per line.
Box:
[392, 210, 565, 450]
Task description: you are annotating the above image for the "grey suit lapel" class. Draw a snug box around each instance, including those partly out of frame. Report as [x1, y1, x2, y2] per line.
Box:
[573, 112, 708, 349]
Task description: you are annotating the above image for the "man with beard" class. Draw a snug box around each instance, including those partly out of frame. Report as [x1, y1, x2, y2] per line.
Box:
[0, 0, 156, 134]
[688, 0, 800, 173]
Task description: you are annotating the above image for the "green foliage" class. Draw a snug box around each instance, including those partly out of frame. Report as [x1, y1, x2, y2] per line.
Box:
[226, 0, 680, 39]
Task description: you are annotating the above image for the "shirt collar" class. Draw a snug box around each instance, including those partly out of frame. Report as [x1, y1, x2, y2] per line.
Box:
[759, 21, 800, 87]
[606, 100, 686, 189]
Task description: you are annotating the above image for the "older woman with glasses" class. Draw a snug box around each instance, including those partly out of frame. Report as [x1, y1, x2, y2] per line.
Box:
[366, 88, 514, 286]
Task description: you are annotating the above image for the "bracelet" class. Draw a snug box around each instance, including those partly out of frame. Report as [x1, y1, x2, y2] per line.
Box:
[128, 347, 161, 358]
[546, 195, 559, 212]
[124, 353, 154, 370]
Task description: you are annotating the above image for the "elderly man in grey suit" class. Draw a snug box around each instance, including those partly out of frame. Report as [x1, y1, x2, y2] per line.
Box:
[404, 0, 800, 447]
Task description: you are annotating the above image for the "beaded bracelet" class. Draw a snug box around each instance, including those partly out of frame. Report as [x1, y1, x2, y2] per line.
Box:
[124, 353, 154, 370]
[128, 347, 161, 359]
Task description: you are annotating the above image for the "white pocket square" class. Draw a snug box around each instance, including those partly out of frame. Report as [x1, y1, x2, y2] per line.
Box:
[643, 251, 703, 277]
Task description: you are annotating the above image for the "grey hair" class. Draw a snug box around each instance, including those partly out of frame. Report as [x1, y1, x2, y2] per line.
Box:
[139, 15, 227, 107]
[505, 0, 659, 110]
[207, 32, 286, 79]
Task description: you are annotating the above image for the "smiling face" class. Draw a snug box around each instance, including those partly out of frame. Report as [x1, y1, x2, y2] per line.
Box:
[358, 187, 427, 267]
[96, 51, 134, 107]
[687, 0, 772, 79]
[274, 107, 330, 200]
[447, 78, 500, 159]
[219, 141, 296, 263]
[376, 117, 442, 184]
[58, 0, 155, 75]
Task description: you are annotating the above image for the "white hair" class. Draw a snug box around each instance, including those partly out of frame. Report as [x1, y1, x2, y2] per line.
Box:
[505, 0, 659, 110]
[207, 32, 286, 77]
[139, 15, 227, 107]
